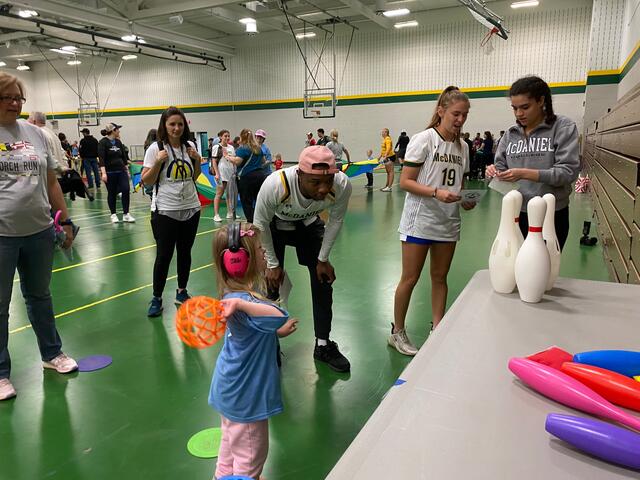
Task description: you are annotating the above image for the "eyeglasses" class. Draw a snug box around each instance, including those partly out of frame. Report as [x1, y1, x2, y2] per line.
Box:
[0, 95, 26, 104]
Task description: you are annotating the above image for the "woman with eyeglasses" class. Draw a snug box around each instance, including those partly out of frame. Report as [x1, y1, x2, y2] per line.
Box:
[0, 72, 79, 401]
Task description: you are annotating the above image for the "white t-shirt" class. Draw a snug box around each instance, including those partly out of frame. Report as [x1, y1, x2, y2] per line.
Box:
[253, 166, 352, 268]
[398, 128, 470, 242]
[211, 143, 236, 182]
[143, 141, 200, 212]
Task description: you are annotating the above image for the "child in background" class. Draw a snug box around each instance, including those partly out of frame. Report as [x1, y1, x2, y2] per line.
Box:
[365, 149, 374, 189]
[209, 222, 298, 480]
[274, 153, 283, 170]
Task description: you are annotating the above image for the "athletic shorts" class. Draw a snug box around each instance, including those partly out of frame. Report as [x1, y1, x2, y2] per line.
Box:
[399, 234, 444, 245]
[385, 155, 397, 164]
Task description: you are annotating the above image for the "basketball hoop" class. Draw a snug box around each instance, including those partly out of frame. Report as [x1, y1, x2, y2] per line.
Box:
[481, 27, 498, 55]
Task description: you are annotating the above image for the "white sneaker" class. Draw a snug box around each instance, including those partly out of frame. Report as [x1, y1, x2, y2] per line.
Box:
[110, 214, 120, 223]
[0, 378, 16, 400]
[388, 325, 418, 356]
[226, 212, 234, 219]
[213, 214, 222, 222]
[380, 186, 392, 192]
[122, 213, 136, 223]
[43, 353, 78, 374]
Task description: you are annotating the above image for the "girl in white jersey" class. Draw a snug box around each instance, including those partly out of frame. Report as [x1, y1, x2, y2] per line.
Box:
[389, 86, 476, 356]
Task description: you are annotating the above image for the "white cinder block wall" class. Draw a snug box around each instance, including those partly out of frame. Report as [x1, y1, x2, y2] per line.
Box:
[26, 0, 594, 162]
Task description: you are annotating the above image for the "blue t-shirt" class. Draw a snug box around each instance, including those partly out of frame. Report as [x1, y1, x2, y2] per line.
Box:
[208, 292, 288, 423]
[235, 146, 265, 176]
[261, 144, 272, 173]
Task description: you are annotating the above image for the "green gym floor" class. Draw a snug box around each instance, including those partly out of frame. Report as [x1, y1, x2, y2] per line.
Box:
[0, 172, 609, 480]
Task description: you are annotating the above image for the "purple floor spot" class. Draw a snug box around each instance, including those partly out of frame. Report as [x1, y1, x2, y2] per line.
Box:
[78, 355, 113, 372]
[393, 378, 406, 386]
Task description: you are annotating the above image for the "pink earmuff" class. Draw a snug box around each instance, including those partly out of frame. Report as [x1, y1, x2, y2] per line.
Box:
[222, 248, 250, 278]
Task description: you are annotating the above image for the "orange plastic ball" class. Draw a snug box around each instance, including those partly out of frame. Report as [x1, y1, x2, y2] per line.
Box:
[175, 296, 226, 348]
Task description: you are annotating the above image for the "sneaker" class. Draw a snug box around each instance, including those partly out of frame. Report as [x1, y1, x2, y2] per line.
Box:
[388, 324, 418, 356]
[226, 212, 234, 219]
[213, 214, 222, 222]
[122, 213, 136, 223]
[147, 296, 163, 317]
[175, 289, 191, 305]
[43, 353, 78, 374]
[365, 184, 373, 189]
[110, 213, 120, 223]
[0, 378, 16, 400]
[380, 186, 392, 192]
[314, 340, 350, 372]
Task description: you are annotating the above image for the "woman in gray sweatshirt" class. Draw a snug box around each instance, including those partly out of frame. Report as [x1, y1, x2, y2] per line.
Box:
[487, 76, 580, 250]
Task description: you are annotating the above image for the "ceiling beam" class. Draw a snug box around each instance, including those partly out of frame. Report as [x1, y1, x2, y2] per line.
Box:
[10, 0, 235, 56]
[0, 31, 41, 43]
[128, 0, 241, 20]
[336, 0, 392, 28]
[99, 0, 129, 17]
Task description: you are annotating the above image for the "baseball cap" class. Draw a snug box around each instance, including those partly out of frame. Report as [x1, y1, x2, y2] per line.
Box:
[80, 128, 90, 134]
[298, 145, 339, 175]
[255, 129, 266, 138]
[104, 122, 122, 134]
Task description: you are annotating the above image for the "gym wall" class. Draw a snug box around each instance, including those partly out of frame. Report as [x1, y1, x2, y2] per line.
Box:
[30, 0, 593, 161]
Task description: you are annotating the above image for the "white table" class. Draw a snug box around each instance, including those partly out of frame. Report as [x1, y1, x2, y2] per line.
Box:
[327, 270, 640, 479]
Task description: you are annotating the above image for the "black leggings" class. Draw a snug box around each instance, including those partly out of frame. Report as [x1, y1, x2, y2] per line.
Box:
[519, 206, 570, 251]
[151, 211, 200, 297]
[106, 170, 130, 214]
[238, 170, 267, 223]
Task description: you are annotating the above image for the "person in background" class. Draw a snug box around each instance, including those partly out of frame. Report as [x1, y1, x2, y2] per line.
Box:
[231, 129, 267, 223]
[210, 129, 236, 222]
[316, 128, 330, 146]
[479, 131, 494, 179]
[462, 132, 474, 179]
[305, 132, 316, 147]
[495, 130, 505, 151]
[79, 127, 100, 189]
[486, 75, 580, 250]
[144, 129, 158, 152]
[274, 153, 283, 170]
[255, 129, 272, 174]
[0, 72, 78, 401]
[98, 123, 135, 223]
[365, 149, 375, 189]
[232, 136, 240, 150]
[395, 130, 410, 165]
[58, 133, 72, 168]
[26, 112, 67, 174]
[326, 129, 351, 171]
[379, 128, 396, 192]
[142, 106, 202, 316]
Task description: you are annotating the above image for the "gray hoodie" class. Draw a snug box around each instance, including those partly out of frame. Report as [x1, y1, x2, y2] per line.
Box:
[494, 115, 580, 211]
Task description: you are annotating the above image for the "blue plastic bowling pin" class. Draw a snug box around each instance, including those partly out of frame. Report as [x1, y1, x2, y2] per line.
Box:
[574, 350, 640, 378]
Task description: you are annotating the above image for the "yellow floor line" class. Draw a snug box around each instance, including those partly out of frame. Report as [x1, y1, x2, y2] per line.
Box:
[13, 227, 220, 283]
[9, 263, 214, 334]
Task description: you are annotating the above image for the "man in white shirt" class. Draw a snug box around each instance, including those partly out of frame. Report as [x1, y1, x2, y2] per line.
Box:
[253, 146, 352, 372]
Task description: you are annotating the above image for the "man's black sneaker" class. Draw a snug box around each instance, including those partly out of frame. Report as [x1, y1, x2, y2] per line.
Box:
[314, 340, 350, 372]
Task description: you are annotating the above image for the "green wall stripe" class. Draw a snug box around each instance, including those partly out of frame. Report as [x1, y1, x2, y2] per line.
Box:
[587, 74, 620, 85]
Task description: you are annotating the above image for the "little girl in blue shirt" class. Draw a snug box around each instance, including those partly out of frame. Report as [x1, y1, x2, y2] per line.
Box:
[209, 222, 297, 479]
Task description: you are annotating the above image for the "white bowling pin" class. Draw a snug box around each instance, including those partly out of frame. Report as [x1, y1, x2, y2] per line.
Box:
[542, 193, 561, 291]
[515, 196, 551, 303]
[489, 193, 518, 293]
[509, 190, 525, 249]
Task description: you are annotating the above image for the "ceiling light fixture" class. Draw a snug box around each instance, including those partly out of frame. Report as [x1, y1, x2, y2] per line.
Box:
[245, 22, 258, 34]
[67, 59, 81, 65]
[121, 34, 137, 42]
[16, 61, 30, 71]
[50, 48, 76, 55]
[18, 10, 38, 18]
[295, 32, 316, 39]
[394, 20, 419, 29]
[60, 46, 77, 52]
[239, 18, 256, 24]
[121, 54, 138, 60]
[382, 8, 410, 17]
[0, 61, 6, 67]
[511, 0, 539, 8]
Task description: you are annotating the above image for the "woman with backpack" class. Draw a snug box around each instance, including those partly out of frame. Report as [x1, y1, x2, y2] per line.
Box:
[231, 129, 267, 223]
[141, 107, 202, 317]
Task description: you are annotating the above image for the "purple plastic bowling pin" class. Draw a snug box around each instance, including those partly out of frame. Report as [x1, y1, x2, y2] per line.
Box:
[546, 413, 640, 470]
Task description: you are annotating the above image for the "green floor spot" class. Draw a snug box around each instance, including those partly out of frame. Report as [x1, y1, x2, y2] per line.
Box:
[187, 427, 222, 458]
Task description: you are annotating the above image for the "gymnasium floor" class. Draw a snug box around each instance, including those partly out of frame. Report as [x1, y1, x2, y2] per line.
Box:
[0, 171, 608, 480]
